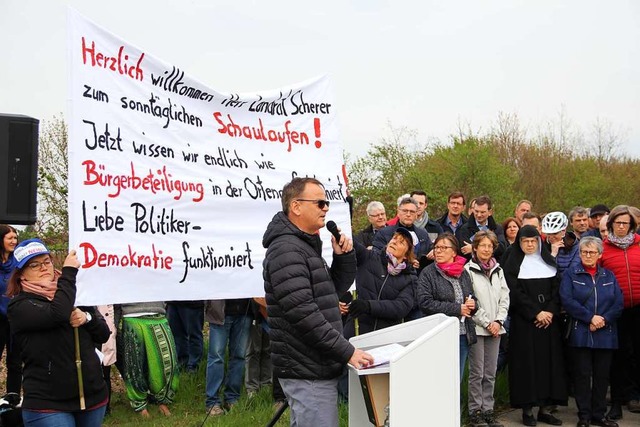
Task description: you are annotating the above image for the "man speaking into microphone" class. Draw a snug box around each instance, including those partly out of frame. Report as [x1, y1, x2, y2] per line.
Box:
[262, 177, 373, 427]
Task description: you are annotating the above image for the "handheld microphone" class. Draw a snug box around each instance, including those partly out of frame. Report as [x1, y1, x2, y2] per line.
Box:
[326, 221, 342, 242]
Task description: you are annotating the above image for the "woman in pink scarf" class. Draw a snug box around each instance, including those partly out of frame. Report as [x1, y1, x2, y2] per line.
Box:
[7, 238, 110, 427]
[417, 233, 477, 380]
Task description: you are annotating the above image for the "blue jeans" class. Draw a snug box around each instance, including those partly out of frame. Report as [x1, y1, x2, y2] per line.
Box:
[460, 334, 470, 382]
[22, 405, 106, 427]
[167, 303, 204, 371]
[205, 315, 251, 407]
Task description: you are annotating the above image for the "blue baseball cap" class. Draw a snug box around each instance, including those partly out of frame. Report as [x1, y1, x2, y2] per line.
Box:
[13, 238, 50, 269]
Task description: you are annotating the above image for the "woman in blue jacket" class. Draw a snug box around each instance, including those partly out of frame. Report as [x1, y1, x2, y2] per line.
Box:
[0, 224, 22, 394]
[560, 236, 623, 427]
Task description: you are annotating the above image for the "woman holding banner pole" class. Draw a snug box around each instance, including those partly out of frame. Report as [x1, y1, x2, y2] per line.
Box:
[7, 239, 110, 426]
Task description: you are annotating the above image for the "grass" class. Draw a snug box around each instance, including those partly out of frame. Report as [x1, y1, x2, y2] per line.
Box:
[102, 362, 510, 426]
[0, 333, 509, 426]
[103, 363, 294, 427]
[102, 327, 351, 427]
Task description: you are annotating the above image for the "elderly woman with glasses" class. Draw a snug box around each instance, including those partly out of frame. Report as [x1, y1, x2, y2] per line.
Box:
[560, 236, 623, 427]
[599, 205, 640, 420]
[7, 239, 110, 426]
[417, 233, 476, 380]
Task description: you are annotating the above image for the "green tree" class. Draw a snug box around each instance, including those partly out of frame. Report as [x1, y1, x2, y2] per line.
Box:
[405, 137, 519, 220]
[347, 112, 640, 230]
[35, 115, 68, 249]
[347, 124, 424, 229]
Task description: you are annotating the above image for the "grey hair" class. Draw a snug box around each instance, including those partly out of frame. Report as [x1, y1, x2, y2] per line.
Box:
[396, 193, 411, 207]
[398, 197, 418, 209]
[579, 236, 603, 254]
[366, 201, 385, 216]
[568, 206, 588, 222]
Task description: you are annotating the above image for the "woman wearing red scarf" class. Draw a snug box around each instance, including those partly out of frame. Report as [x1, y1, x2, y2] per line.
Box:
[417, 233, 477, 380]
[599, 205, 640, 420]
[7, 239, 110, 426]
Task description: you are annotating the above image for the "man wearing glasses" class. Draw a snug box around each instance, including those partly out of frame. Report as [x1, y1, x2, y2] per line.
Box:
[354, 201, 387, 249]
[372, 197, 432, 322]
[372, 197, 432, 271]
[436, 191, 468, 235]
[263, 177, 373, 427]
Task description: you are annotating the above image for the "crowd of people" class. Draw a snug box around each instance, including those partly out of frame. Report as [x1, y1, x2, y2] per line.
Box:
[1, 182, 640, 427]
[348, 193, 639, 427]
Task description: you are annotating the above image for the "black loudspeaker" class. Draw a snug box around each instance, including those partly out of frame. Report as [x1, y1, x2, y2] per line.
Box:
[0, 114, 39, 225]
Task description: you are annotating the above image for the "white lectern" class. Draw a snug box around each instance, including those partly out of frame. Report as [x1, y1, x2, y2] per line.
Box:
[348, 314, 460, 427]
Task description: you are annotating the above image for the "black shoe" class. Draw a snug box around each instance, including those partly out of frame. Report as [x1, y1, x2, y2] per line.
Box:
[469, 409, 488, 427]
[628, 399, 640, 413]
[538, 412, 563, 425]
[576, 421, 589, 427]
[483, 410, 504, 427]
[523, 412, 537, 426]
[590, 418, 618, 427]
[606, 403, 622, 420]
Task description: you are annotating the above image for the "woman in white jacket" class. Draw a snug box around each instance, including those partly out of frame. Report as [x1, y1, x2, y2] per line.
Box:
[465, 230, 510, 427]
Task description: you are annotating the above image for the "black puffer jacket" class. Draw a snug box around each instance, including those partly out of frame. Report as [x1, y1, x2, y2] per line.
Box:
[8, 267, 110, 411]
[347, 240, 416, 334]
[262, 212, 357, 380]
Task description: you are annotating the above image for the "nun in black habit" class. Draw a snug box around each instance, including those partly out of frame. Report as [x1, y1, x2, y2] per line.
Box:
[503, 225, 567, 426]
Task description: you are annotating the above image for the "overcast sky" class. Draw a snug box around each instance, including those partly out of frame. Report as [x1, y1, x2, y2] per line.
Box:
[2, 0, 639, 158]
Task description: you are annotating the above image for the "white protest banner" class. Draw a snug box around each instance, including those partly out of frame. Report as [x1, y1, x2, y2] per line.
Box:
[67, 8, 351, 305]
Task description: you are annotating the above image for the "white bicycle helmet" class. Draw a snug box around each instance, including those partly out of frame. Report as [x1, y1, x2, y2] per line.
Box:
[542, 211, 568, 234]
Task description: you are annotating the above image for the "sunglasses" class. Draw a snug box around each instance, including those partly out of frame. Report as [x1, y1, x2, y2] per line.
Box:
[296, 199, 330, 209]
